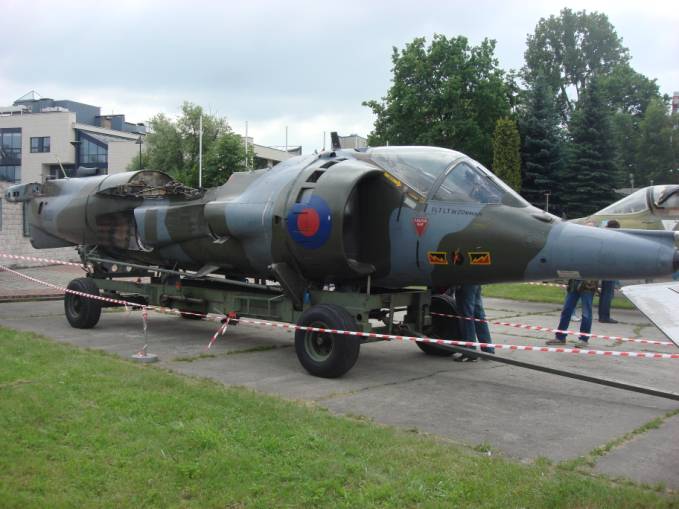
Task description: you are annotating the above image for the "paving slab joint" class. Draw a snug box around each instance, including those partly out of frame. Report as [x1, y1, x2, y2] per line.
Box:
[560, 408, 679, 472]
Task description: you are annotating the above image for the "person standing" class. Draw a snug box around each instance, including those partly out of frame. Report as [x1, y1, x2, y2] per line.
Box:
[598, 219, 620, 323]
[454, 284, 495, 361]
[547, 279, 598, 347]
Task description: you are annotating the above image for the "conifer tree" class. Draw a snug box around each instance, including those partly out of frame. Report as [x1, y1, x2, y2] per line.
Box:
[518, 75, 563, 212]
[561, 80, 616, 218]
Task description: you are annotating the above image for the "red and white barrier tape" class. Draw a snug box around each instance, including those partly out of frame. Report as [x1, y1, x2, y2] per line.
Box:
[225, 317, 679, 359]
[431, 312, 674, 347]
[0, 252, 84, 268]
[2, 264, 678, 360]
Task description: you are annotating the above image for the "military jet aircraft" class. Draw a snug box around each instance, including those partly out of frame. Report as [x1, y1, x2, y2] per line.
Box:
[6, 143, 679, 377]
[6, 146, 679, 294]
[574, 185, 679, 231]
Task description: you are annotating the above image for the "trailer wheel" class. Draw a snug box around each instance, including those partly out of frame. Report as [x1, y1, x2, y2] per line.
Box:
[417, 294, 461, 356]
[64, 278, 102, 329]
[295, 304, 360, 378]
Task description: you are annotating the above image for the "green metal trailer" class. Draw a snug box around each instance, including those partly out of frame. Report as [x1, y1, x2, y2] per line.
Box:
[62, 254, 462, 377]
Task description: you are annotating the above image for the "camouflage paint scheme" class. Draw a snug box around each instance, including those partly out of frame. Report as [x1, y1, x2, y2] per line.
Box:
[573, 185, 679, 232]
[7, 146, 679, 288]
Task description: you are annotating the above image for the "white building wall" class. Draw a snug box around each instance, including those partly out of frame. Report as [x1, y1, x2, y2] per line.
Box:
[108, 140, 140, 174]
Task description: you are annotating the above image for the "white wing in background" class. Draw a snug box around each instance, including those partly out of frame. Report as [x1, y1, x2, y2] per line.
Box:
[621, 282, 679, 348]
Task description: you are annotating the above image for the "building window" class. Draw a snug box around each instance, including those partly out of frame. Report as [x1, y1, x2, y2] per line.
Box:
[1, 128, 22, 182]
[30, 136, 51, 153]
[79, 137, 107, 166]
[23, 202, 31, 237]
[0, 166, 21, 183]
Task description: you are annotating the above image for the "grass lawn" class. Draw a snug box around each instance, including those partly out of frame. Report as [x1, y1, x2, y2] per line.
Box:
[484, 283, 635, 309]
[1, 326, 676, 508]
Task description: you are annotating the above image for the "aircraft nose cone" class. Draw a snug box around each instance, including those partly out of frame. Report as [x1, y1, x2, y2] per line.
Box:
[525, 222, 679, 281]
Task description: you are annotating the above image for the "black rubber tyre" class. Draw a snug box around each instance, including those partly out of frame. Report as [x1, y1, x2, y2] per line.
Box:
[295, 304, 361, 378]
[64, 277, 102, 329]
[417, 294, 462, 356]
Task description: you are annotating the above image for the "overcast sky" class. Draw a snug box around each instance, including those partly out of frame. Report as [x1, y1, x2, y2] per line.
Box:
[1, 0, 677, 155]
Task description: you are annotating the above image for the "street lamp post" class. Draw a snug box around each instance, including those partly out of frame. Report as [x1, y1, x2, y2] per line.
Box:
[135, 136, 143, 171]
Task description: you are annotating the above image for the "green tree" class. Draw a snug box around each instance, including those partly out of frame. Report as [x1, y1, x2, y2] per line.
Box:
[599, 64, 662, 117]
[492, 118, 521, 192]
[523, 8, 629, 122]
[129, 102, 248, 187]
[609, 111, 638, 187]
[518, 75, 564, 211]
[636, 98, 675, 185]
[363, 34, 511, 167]
[561, 79, 616, 218]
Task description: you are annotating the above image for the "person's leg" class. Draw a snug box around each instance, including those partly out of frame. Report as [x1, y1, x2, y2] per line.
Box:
[552, 291, 579, 342]
[473, 287, 494, 353]
[598, 280, 614, 321]
[454, 285, 479, 360]
[454, 285, 477, 345]
[579, 292, 594, 343]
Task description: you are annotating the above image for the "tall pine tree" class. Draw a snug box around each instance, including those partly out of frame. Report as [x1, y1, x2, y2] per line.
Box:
[561, 79, 616, 218]
[518, 75, 563, 212]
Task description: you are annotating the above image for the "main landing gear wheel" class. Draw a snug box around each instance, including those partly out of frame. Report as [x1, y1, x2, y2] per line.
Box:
[417, 294, 462, 356]
[295, 304, 361, 378]
[64, 278, 102, 329]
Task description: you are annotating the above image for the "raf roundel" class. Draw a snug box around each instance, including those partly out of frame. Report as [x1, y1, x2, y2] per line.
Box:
[287, 195, 332, 249]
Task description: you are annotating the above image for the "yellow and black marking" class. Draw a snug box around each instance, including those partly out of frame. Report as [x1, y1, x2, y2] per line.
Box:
[468, 251, 491, 265]
[382, 171, 402, 188]
[427, 251, 448, 265]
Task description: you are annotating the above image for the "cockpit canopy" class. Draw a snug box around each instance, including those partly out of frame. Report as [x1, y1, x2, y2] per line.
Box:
[597, 185, 679, 216]
[598, 188, 649, 215]
[367, 146, 528, 207]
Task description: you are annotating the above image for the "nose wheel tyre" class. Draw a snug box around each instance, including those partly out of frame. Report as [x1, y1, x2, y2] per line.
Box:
[295, 304, 361, 378]
[64, 277, 102, 329]
[417, 294, 462, 356]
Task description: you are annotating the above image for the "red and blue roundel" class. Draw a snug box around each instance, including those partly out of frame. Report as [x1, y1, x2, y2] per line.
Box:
[287, 195, 332, 249]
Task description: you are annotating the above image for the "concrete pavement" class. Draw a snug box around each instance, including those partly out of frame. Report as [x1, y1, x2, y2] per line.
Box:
[1, 292, 677, 489]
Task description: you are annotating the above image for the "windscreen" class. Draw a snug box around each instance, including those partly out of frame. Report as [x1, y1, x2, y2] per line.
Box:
[433, 162, 529, 207]
[369, 146, 463, 196]
[433, 162, 503, 203]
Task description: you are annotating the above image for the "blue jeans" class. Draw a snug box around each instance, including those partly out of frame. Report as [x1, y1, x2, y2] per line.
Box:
[598, 280, 615, 320]
[556, 290, 593, 341]
[455, 285, 494, 353]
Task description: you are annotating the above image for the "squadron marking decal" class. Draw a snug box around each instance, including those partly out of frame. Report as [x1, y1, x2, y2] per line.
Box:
[468, 252, 491, 265]
[287, 195, 332, 249]
[412, 216, 428, 237]
[427, 251, 448, 265]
